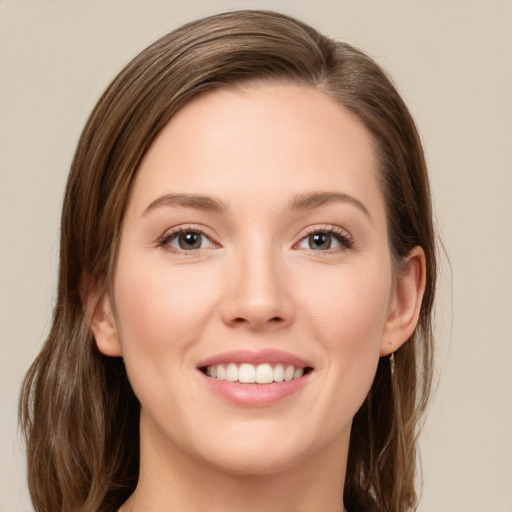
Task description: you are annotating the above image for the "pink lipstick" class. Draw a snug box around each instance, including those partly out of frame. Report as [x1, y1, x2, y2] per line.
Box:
[197, 349, 313, 407]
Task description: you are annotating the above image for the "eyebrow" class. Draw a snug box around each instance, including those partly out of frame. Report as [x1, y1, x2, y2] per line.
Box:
[143, 193, 227, 215]
[143, 191, 371, 220]
[290, 191, 372, 220]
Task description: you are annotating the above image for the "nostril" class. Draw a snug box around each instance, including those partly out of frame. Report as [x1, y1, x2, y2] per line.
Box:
[225, 308, 290, 328]
[231, 316, 283, 324]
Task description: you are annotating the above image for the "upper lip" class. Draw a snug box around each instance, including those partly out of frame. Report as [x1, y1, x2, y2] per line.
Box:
[196, 349, 313, 369]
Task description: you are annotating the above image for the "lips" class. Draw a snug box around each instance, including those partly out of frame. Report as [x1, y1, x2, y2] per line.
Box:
[198, 348, 312, 368]
[197, 349, 314, 407]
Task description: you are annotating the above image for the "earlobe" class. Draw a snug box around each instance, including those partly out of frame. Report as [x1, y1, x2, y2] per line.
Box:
[380, 246, 426, 356]
[88, 287, 123, 357]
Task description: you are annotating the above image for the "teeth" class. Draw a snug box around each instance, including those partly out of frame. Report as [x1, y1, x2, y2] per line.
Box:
[283, 365, 295, 381]
[293, 367, 304, 379]
[226, 363, 238, 382]
[255, 363, 273, 384]
[239, 363, 256, 383]
[273, 363, 284, 382]
[216, 364, 226, 380]
[205, 363, 307, 384]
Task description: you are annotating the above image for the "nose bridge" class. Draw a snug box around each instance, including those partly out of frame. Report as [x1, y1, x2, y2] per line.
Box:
[221, 233, 292, 329]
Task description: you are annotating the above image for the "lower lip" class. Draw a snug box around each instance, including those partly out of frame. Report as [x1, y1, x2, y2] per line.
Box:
[199, 371, 312, 407]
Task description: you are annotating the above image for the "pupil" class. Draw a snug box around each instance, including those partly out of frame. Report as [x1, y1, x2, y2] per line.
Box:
[179, 231, 201, 249]
[310, 233, 331, 250]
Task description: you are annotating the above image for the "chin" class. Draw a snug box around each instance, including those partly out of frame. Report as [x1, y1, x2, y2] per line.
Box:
[203, 445, 308, 477]
[189, 421, 335, 477]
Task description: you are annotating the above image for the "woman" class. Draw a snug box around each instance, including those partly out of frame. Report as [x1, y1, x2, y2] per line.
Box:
[19, 10, 436, 512]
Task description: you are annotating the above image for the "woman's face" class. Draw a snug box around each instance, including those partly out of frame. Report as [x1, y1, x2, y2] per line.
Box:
[93, 83, 420, 475]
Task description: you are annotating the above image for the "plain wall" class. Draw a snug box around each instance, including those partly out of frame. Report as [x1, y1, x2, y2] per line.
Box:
[1, 1, 511, 511]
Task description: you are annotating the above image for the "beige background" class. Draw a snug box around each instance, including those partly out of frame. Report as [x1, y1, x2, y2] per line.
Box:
[1, 1, 511, 511]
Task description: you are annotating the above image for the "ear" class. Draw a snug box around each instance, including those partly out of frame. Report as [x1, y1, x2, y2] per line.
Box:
[380, 246, 426, 356]
[87, 286, 123, 357]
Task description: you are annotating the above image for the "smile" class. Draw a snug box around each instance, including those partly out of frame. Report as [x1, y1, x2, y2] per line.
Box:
[203, 363, 308, 384]
[197, 349, 314, 406]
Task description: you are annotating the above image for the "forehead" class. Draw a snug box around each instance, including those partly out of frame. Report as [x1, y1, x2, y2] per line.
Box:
[128, 82, 384, 223]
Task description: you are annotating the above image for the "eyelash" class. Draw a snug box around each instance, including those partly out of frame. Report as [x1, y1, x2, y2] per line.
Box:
[298, 225, 355, 253]
[157, 224, 354, 254]
[158, 226, 218, 254]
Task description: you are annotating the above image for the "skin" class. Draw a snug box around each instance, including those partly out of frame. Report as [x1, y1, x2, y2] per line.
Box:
[91, 83, 425, 512]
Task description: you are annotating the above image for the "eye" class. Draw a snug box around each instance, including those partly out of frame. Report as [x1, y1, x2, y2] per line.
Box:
[160, 228, 217, 252]
[296, 227, 354, 252]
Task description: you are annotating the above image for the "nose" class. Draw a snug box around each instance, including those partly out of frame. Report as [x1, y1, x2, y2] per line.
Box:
[220, 246, 294, 331]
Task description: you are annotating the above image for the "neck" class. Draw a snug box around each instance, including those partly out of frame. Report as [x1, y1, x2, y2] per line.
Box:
[122, 418, 350, 512]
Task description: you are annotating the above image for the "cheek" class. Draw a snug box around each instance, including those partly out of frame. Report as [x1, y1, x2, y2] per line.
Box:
[111, 256, 227, 440]
[112, 256, 220, 372]
[298, 260, 392, 407]
[300, 260, 392, 349]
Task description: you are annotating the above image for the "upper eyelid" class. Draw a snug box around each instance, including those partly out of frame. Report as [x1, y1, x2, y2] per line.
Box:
[293, 224, 355, 250]
[158, 225, 219, 246]
[300, 224, 353, 241]
[156, 223, 354, 247]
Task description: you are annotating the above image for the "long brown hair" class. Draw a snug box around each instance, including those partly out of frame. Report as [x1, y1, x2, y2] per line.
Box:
[19, 10, 436, 512]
